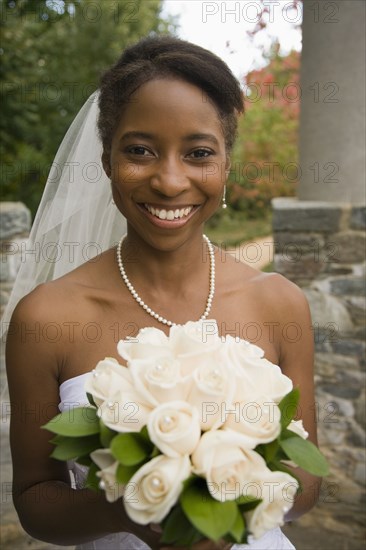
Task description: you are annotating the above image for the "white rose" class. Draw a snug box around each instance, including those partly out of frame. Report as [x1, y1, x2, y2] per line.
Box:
[246, 471, 298, 539]
[288, 419, 309, 439]
[147, 401, 201, 457]
[123, 454, 191, 524]
[192, 430, 269, 502]
[97, 388, 152, 433]
[187, 359, 236, 430]
[223, 388, 282, 445]
[84, 358, 134, 406]
[90, 449, 124, 502]
[222, 335, 265, 370]
[169, 320, 222, 376]
[129, 357, 192, 406]
[118, 327, 171, 363]
[169, 320, 221, 354]
[221, 339, 293, 403]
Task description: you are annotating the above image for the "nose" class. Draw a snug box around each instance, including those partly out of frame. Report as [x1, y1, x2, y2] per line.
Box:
[149, 156, 190, 197]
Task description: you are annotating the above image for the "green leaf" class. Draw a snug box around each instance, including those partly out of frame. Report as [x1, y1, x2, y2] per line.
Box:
[161, 505, 204, 546]
[235, 494, 260, 506]
[50, 434, 67, 445]
[237, 497, 262, 513]
[278, 387, 300, 429]
[116, 463, 141, 484]
[87, 392, 96, 407]
[139, 425, 151, 443]
[111, 433, 152, 466]
[256, 439, 279, 463]
[151, 446, 161, 458]
[43, 407, 100, 437]
[280, 428, 298, 440]
[228, 507, 245, 543]
[75, 455, 93, 468]
[51, 434, 101, 461]
[279, 436, 329, 476]
[180, 480, 237, 541]
[99, 421, 116, 448]
[85, 462, 100, 491]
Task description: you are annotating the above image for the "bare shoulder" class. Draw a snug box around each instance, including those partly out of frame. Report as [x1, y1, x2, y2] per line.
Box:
[10, 278, 81, 328]
[10, 248, 116, 326]
[6, 255, 112, 386]
[253, 270, 312, 325]
[258, 271, 310, 309]
[220, 251, 310, 314]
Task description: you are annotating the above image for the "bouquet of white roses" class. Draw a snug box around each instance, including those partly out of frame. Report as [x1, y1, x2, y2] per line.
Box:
[44, 320, 328, 546]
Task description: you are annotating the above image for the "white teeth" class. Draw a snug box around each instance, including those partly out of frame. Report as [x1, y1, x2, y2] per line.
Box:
[144, 204, 193, 220]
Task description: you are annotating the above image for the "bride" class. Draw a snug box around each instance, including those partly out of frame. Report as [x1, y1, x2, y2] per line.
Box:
[5, 35, 320, 549]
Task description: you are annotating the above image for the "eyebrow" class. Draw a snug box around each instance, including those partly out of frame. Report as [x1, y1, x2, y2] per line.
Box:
[184, 133, 220, 146]
[119, 131, 219, 146]
[119, 131, 154, 142]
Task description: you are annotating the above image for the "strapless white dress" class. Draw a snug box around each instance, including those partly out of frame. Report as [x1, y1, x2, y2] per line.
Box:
[59, 374, 295, 550]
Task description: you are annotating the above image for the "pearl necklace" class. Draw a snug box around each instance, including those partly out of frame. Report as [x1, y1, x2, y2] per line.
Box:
[116, 234, 215, 327]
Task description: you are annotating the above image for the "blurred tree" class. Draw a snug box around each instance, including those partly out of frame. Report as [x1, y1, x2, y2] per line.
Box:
[0, 0, 176, 214]
[228, 45, 300, 219]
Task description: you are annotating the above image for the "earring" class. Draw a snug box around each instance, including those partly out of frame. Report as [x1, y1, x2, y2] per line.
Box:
[222, 185, 227, 209]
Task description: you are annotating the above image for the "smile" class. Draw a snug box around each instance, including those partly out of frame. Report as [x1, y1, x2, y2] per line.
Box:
[143, 204, 194, 220]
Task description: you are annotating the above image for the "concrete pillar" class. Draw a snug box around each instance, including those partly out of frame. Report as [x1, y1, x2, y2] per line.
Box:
[299, 0, 365, 203]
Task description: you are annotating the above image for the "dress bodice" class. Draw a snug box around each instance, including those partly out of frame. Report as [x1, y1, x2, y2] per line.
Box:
[59, 375, 295, 550]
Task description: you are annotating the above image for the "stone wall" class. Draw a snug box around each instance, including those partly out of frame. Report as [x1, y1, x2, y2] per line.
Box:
[0, 202, 31, 318]
[272, 197, 365, 539]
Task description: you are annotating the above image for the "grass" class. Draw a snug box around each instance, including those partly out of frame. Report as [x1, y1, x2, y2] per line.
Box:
[261, 261, 274, 272]
[204, 210, 272, 247]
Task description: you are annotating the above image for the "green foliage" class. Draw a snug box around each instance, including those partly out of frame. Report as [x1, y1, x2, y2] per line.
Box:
[43, 406, 100, 436]
[0, 0, 176, 215]
[110, 432, 153, 466]
[85, 460, 100, 491]
[228, 44, 300, 219]
[161, 504, 204, 546]
[278, 387, 300, 429]
[205, 210, 271, 247]
[279, 433, 329, 477]
[116, 462, 141, 484]
[228, 508, 245, 542]
[50, 433, 100, 460]
[180, 478, 238, 542]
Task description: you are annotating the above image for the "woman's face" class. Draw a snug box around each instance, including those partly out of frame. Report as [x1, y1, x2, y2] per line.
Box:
[104, 78, 230, 249]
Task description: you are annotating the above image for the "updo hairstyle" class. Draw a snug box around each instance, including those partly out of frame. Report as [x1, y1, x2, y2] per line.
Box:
[98, 35, 244, 154]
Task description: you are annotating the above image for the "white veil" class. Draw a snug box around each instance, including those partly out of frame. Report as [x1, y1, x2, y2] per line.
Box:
[1, 91, 127, 338]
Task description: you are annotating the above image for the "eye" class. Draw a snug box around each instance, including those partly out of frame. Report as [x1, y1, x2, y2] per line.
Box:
[187, 148, 214, 159]
[126, 146, 154, 156]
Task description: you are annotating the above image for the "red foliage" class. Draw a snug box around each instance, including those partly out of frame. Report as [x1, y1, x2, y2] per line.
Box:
[229, 46, 300, 218]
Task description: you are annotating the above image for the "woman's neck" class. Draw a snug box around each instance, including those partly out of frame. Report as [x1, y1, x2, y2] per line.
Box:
[121, 227, 212, 297]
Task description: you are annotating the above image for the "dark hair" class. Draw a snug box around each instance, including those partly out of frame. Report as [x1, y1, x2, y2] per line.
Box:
[98, 35, 244, 154]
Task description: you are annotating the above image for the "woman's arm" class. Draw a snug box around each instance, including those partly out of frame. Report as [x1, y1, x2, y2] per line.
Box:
[6, 287, 161, 548]
[273, 275, 321, 520]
